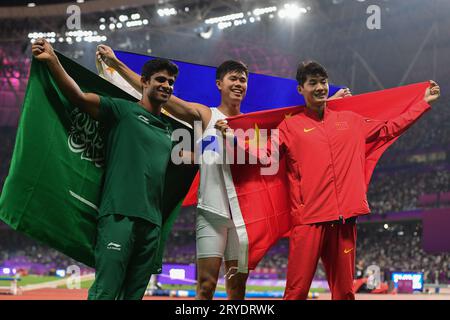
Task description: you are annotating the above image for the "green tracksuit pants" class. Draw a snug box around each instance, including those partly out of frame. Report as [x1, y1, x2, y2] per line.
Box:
[88, 214, 160, 300]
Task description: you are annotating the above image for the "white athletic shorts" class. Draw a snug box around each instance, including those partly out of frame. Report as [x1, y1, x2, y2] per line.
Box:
[196, 208, 239, 261]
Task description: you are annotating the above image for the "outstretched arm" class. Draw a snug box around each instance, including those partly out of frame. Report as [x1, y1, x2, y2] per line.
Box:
[164, 96, 211, 128]
[33, 38, 101, 120]
[97, 44, 142, 92]
[97, 44, 211, 127]
[365, 80, 440, 142]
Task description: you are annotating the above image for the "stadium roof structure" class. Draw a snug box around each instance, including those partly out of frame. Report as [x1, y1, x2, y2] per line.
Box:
[0, 0, 161, 18]
[0, 0, 78, 5]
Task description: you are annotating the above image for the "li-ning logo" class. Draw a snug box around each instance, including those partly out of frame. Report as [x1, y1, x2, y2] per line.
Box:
[138, 115, 150, 124]
[68, 108, 105, 167]
[107, 242, 122, 251]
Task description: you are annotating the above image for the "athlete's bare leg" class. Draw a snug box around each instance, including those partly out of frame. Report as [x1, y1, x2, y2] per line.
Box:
[196, 257, 222, 300]
[224, 260, 249, 300]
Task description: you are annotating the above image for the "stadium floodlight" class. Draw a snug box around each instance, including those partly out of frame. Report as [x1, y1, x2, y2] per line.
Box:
[126, 20, 143, 28]
[66, 37, 72, 43]
[131, 13, 141, 20]
[278, 3, 307, 19]
[157, 8, 177, 17]
[58, 37, 64, 42]
[142, 19, 149, 25]
[99, 24, 106, 30]
[218, 21, 232, 30]
[253, 6, 277, 16]
[99, 18, 105, 23]
[233, 19, 247, 26]
[116, 22, 123, 29]
[205, 12, 244, 25]
[27, 3, 36, 7]
[76, 0, 84, 3]
[384, 223, 389, 230]
[109, 23, 116, 30]
[119, 15, 128, 22]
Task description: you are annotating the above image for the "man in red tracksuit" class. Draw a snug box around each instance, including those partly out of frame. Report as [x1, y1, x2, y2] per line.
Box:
[216, 61, 440, 300]
[279, 61, 439, 300]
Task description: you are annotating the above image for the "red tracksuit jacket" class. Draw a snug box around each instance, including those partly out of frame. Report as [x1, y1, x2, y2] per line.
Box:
[275, 100, 431, 225]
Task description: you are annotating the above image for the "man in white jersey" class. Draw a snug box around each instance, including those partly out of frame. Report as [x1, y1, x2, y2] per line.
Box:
[96, 45, 350, 299]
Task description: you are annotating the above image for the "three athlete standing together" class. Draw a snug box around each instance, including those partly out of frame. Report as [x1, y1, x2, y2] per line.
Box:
[32, 38, 441, 300]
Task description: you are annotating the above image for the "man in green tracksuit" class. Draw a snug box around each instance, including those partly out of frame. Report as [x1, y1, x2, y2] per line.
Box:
[31, 38, 179, 299]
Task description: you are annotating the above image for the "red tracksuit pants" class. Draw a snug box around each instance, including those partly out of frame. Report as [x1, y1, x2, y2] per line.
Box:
[283, 220, 357, 300]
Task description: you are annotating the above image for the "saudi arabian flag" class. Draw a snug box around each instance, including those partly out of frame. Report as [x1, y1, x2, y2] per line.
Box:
[0, 52, 197, 272]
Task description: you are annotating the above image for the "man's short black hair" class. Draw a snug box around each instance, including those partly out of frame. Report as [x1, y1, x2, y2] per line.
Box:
[216, 60, 249, 80]
[296, 61, 328, 86]
[141, 58, 179, 81]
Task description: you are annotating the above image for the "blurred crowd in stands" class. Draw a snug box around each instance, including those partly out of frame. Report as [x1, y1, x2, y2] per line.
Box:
[162, 220, 450, 285]
[356, 222, 449, 285]
[369, 167, 450, 214]
[0, 228, 93, 276]
[378, 106, 450, 155]
[1, 220, 448, 285]
[0, 45, 30, 92]
[0, 127, 15, 193]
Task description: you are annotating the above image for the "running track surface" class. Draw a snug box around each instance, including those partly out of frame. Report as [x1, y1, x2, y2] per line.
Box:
[1, 289, 449, 300]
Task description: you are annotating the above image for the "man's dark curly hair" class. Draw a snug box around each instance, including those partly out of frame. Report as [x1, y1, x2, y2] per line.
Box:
[216, 60, 248, 80]
[296, 61, 328, 86]
[141, 58, 179, 81]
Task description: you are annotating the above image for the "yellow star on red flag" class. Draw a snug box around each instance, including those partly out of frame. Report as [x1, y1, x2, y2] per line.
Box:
[245, 123, 267, 149]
